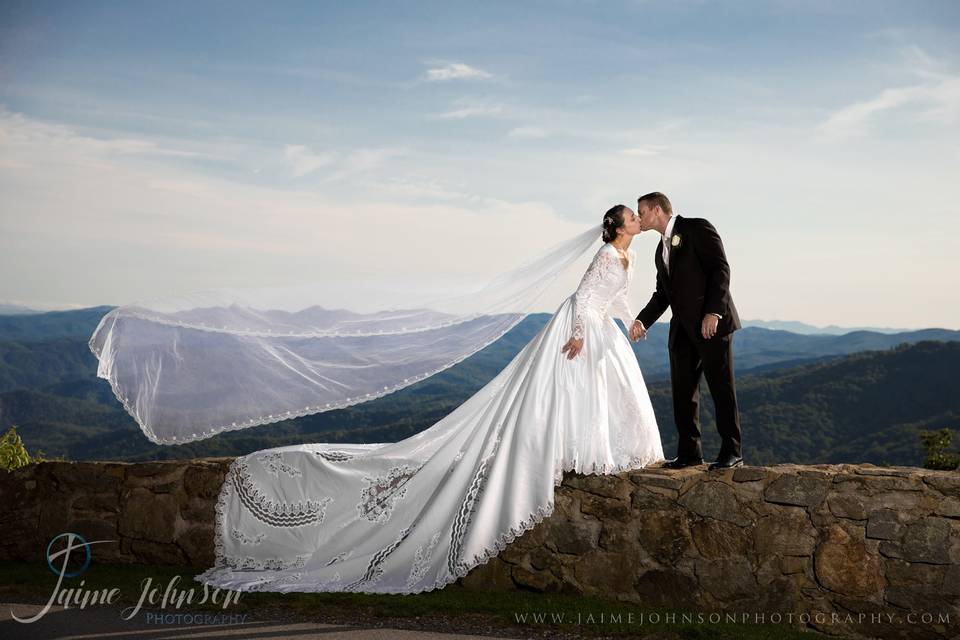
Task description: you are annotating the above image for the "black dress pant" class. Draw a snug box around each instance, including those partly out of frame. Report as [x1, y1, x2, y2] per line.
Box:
[668, 323, 742, 460]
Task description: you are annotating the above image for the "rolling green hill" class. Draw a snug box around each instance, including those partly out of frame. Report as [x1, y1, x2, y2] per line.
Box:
[2, 339, 957, 467]
[657, 340, 960, 466]
[0, 306, 115, 341]
[1, 307, 957, 466]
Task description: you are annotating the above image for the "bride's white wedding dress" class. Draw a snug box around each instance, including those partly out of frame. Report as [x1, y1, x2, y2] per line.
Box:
[194, 241, 664, 594]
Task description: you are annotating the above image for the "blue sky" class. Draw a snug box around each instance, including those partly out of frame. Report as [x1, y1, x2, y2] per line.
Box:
[1, 1, 958, 328]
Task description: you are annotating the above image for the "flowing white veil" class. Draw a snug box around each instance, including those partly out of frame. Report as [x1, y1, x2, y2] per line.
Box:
[88, 222, 605, 445]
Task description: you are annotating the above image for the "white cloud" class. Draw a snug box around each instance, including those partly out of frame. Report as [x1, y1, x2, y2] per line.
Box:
[0, 106, 220, 165]
[898, 45, 945, 77]
[277, 143, 404, 180]
[0, 108, 592, 311]
[508, 126, 547, 139]
[818, 77, 960, 139]
[437, 100, 505, 119]
[323, 147, 406, 182]
[818, 48, 960, 140]
[621, 145, 668, 157]
[372, 177, 471, 201]
[283, 144, 337, 177]
[424, 62, 492, 82]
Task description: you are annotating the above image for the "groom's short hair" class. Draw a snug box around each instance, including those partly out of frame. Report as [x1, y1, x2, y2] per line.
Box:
[638, 192, 672, 215]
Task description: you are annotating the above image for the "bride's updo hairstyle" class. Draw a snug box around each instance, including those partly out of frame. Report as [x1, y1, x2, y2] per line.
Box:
[602, 204, 628, 243]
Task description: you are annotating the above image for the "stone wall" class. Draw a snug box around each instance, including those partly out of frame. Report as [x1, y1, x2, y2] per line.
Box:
[1, 459, 958, 639]
[0, 459, 229, 567]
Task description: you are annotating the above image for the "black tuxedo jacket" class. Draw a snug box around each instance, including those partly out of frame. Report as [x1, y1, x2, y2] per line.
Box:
[636, 215, 741, 347]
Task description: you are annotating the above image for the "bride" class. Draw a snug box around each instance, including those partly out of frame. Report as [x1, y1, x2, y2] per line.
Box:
[191, 204, 665, 594]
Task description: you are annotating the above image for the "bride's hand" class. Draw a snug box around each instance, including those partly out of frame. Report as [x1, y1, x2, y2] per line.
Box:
[561, 337, 583, 360]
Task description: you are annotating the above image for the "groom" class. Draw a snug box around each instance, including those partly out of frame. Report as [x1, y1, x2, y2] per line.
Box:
[628, 192, 744, 470]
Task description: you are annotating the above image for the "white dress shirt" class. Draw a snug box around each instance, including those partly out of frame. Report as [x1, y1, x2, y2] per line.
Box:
[661, 215, 677, 272]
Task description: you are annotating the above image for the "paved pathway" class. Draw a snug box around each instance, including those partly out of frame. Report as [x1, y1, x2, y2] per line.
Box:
[1, 601, 521, 639]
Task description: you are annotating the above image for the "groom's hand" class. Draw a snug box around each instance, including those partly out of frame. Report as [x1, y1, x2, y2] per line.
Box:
[561, 337, 584, 359]
[701, 314, 719, 339]
[630, 320, 647, 342]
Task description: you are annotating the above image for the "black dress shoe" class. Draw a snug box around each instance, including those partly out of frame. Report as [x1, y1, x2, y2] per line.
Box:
[663, 456, 705, 469]
[708, 453, 744, 470]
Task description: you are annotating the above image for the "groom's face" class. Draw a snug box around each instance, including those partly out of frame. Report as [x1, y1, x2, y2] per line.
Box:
[636, 201, 656, 232]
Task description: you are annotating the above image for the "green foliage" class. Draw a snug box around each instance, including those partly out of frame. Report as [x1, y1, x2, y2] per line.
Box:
[0, 425, 67, 471]
[919, 428, 960, 471]
[0, 426, 32, 470]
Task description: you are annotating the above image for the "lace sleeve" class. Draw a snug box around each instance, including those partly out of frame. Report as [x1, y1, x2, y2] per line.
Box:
[570, 248, 618, 341]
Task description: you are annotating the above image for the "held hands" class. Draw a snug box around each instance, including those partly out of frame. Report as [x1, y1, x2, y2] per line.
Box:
[629, 320, 647, 342]
[701, 314, 719, 339]
[561, 337, 584, 360]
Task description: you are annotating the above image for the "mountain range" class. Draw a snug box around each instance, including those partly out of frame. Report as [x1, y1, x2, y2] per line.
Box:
[740, 319, 910, 335]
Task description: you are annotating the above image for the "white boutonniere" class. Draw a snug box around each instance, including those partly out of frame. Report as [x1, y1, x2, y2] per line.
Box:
[670, 233, 682, 249]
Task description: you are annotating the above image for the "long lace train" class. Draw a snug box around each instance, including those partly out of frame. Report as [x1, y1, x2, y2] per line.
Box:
[194, 278, 664, 594]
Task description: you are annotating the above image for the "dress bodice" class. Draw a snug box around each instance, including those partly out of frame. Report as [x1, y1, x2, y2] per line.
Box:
[570, 243, 635, 340]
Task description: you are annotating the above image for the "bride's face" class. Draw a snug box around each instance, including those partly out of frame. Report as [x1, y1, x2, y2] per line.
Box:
[620, 207, 642, 236]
